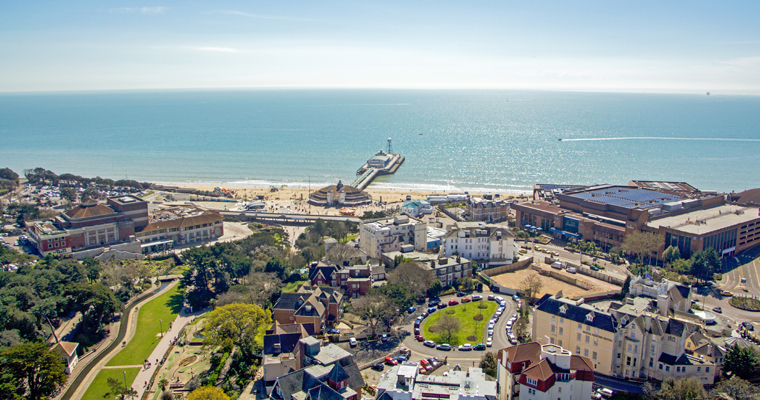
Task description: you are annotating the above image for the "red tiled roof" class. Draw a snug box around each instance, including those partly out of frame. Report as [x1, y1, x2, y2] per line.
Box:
[64, 203, 115, 219]
[51, 341, 78, 357]
[522, 359, 554, 381]
[138, 211, 222, 233]
[499, 342, 542, 365]
[570, 355, 594, 371]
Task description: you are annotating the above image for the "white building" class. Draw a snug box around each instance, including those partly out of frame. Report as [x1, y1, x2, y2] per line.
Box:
[360, 216, 427, 259]
[400, 200, 433, 218]
[377, 364, 496, 400]
[444, 222, 516, 266]
[496, 342, 594, 400]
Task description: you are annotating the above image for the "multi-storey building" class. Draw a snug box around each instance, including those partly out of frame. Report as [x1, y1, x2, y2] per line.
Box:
[466, 197, 509, 222]
[376, 365, 496, 400]
[496, 342, 594, 400]
[401, 200, 433, 218]
[308, 263, 373, 298]
[360, 216, 427, 259]
[135, 205, 224, 252]
[27, 195, 149, 255]
[272, 285, 343, 333]
[443, 222, 516, 267]
[380, 250, 473, 287]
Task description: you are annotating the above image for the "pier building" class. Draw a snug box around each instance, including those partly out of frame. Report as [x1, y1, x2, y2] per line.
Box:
[308, 180, 372, 207]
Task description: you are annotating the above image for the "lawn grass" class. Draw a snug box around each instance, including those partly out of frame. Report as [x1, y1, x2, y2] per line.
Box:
[422, 301, 497, 346]
[107, 283, 183, 366]
[282, 280, 306, 293]
[81, 367, 140, 400]
[339, 234, 359, 243]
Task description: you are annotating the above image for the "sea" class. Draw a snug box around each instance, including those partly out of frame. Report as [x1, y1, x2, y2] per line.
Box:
[1, 89, 759, 194]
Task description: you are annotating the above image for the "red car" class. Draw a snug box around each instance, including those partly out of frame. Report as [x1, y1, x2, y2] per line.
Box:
[461, 297, 471, 303]
[385, 356, 398, 365]
[416, 335, 424, 341]
[448, 299, 459, 306]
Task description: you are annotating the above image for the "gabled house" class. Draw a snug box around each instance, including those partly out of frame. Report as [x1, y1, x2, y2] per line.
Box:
[51, 341, 79, 374]
[272, 286, 343, 333]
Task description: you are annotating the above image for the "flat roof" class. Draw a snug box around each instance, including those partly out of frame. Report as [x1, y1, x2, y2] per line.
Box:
[647, 205, 760, 235]
[565, 186, 685, 210]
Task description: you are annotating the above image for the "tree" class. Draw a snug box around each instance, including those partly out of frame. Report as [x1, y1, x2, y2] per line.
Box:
[388, 261, 434, 300]
[105, 376, 137, 400]
[325, 243, 359, 266]
[458, 276, 476, 292]
[428, 280, 443, 297]
[80, 186, 100, 203]
[662, 245, 681, 266]
[187, 386, 229, 400]
[0, 342, 67, 400]
[59, 187, 77, 203]
[479, 352, 497, 377]
[0, 168, 19, 184]
[519, 272, 543, 303]
[436, 314, 461, 344]
[649, 377, 706, 400]
[690, 248, 721, 282]
[353, 294, 396, 336]
[622, 231, 662, 266]
[724, 345, 760, 380]
[710, 377, 756, 400]
[158, 377, 169, 392]
[203, 303, 271, 357]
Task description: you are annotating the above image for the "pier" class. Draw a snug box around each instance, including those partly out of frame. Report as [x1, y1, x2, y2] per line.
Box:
[351, 138, 405, 190]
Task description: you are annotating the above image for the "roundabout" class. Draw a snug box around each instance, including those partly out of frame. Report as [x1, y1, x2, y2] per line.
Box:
[422, 301, 497, 345]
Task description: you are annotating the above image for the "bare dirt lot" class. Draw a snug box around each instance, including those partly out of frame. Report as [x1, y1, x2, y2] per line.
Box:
[491, 264, 622, 299]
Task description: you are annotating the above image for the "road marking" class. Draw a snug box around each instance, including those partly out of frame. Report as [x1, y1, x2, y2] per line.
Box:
[752, 258, 760, 294]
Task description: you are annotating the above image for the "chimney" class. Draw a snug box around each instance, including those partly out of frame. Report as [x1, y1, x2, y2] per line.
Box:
[431, 260, 436, 267]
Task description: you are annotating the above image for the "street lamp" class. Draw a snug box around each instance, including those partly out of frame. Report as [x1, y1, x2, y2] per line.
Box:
[123, 370, 127, 399]
[159, 319, 163, 338]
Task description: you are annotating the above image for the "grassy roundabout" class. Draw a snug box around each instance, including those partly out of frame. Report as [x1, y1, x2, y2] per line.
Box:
[730, 296, 760, 311]
[81, 367, 141, 400]
[107, 283, 183, 366]
[422, 301, 497, 346]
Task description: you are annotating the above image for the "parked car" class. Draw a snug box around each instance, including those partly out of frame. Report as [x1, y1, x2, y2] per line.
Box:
[487, 295, 495, 300]
[436, 343, 452, 351]
[457, 291, 466, 297]
[461, 297, 471, 303]
[566, 267, 577, 274]
[349, 337, 357, 347]
[371, 363, 384, 371]
[459, 343, 472, 351]
[713, 306, 722, 313]
[429, 298, 440, 306]
[416, 335, 425, 341]
[512, 295, 520, 302]
[384, 356, 398, 365]
[420, 359, 429, 367]
[495, 296, 504, 302]
[474, 343, 486, 351]
[382, 334, 388, 342]
[486, 338, 492, 347]
[408, 307, 417, 313]
[327, 328, 340, 334]
[472, 295, 482, 301]
[488, 329, 494, 336]
[424, 340, 436, 348]
[438, 303, 448, 309]
[590, 265, 600, 271]
[428, 306, 437, 313]
[488, 321, 495, 329]
[448, 299, 459, 306]
[743, 322, 755, 331]
[414, 328, 420, 335]
[414, 320, 421, 328]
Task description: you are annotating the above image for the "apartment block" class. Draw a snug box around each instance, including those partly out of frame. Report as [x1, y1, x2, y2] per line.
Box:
[360, 216, 427, 259]
[443, 222, 516, 267]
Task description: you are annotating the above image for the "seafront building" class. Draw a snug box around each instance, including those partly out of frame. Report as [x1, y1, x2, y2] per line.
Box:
[443, 222, 517, 267]
[308, 180, 372, 207]
[134, 205, 224, 252]
[466, 196, 509, 222]
[513, 181, 760, 259]
[496, 342, 594, 400]
[400, 200, 433, 218]
[359, 215, 427, 259]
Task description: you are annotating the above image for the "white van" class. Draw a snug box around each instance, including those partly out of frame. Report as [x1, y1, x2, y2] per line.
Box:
[551, 261, 563, 270]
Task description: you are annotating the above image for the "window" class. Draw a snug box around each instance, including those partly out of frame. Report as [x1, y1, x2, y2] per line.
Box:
[706, 367, 710, 373]
[626, 357, 631, 366]
[558, 387, 562, 393]
[659, 364, 663, 370]
[666, 366, 670, 372]
[578, 323, 582, 329]
[649, 359, 653, 367]
[586, 325, 591, 332]
[628, 344, 632, 352]
[576, 346, 581, 354]
[697, 367, 701, 372]
[633, 358, 636, 367]
[560, 317, 565, 324]
[651, 345, 655, 354]
[595, 328, 599, 335]
[594, 339, 598, 347]
[552, 315, 556, 321]
[559, 340, 563, 347]
[634, 345, 638, 353]
[559, 327, 564, 335]
[584, 349, 589, 357]
[550, 337, 555, 344]
[617, 353, 621, 359]
[551, 325, 556, 333]
[527, 378, 537, 386]
[577, 333, 582, 340]
[593, 351, 598, 360]
[585, 335, 590, 344]
[676, 367, 680, 372]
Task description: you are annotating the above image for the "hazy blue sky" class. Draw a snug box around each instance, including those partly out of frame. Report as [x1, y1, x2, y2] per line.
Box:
[1, 1, 758, 93]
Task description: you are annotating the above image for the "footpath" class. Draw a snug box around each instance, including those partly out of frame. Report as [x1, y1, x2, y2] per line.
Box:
[67, 279, 187, 400]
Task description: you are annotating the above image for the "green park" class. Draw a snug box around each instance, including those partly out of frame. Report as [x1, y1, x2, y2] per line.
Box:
[107, 283, 183, 366]
[423, 301, 497, 346]
[81, 367, 141, 400]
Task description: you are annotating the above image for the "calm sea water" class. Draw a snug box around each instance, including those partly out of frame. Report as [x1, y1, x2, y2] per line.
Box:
[0, 89, 758, 193]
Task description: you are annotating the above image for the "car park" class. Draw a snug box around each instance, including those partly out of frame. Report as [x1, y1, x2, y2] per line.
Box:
[385, 356, 398, 365]
[424, 340, 436, 348]
[436, 343, 452, 351]
[371, 363, 384, 371]
[349, 337, 357, 347]
[458, 344, 472, 351]
[506, 321, 513, 329]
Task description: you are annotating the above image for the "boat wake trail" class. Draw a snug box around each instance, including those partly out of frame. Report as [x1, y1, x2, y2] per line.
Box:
[560, 137, 760, 142]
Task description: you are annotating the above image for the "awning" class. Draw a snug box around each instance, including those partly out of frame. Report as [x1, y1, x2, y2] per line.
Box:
[550, 228, 581, 239]
[140, 239, 174, 248]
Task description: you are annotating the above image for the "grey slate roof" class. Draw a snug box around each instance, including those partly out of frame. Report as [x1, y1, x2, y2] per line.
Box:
[665, 319, 686, 337]
[535, 294, 617, 333]
[326, 363, 350, 383]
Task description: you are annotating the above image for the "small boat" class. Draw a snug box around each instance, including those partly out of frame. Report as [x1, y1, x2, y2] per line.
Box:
[558, 138, 563, 141]
[419, 133, 423, 135]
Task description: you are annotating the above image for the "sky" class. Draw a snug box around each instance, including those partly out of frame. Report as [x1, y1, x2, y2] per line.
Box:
[1, 1, 759, 93]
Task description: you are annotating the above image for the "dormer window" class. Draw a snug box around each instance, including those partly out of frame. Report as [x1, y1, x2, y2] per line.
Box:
[559, 305, 567, 314]
[586, 312, 594, 322]
[621, 317, 628, 325]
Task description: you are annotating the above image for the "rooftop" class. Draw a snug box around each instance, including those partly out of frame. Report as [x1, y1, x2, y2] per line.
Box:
[646, 204, 760, 234]
[311, 343, 352, 366]
[563, 185, 685, 210]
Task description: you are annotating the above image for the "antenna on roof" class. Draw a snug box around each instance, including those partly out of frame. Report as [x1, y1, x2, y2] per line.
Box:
[387, 137, 393, 154]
